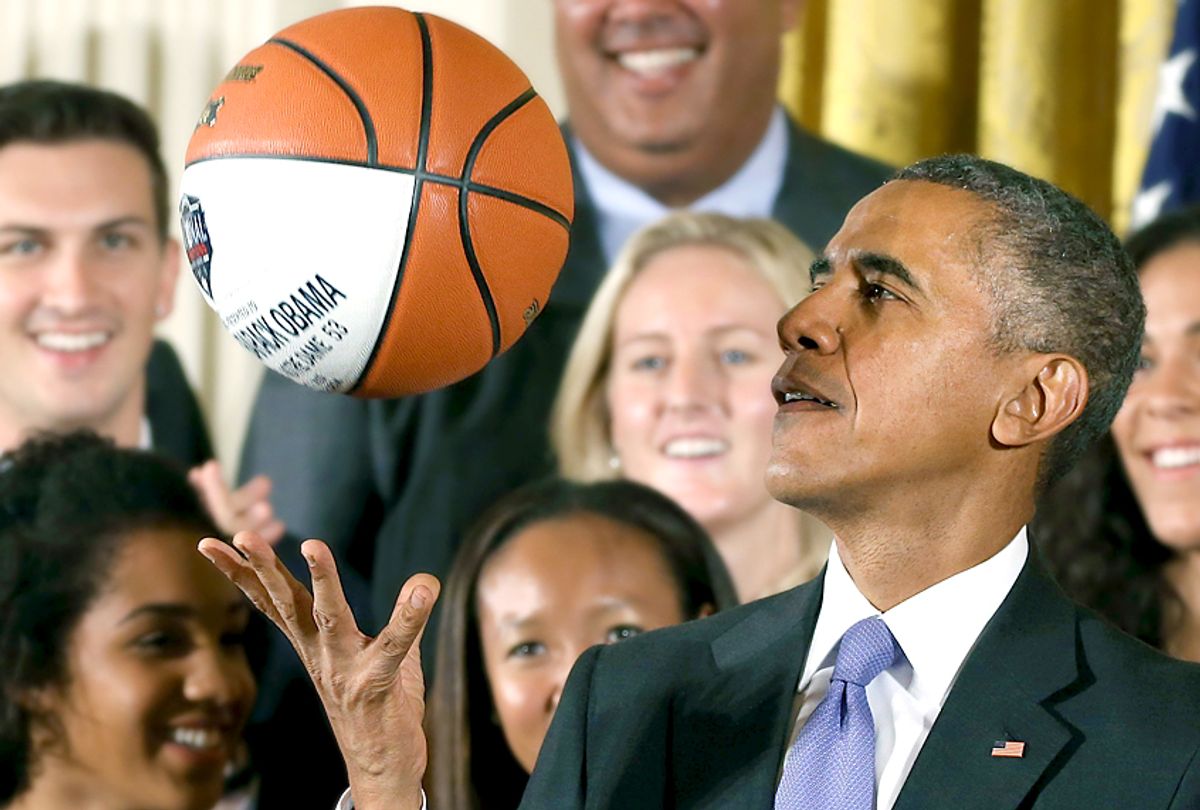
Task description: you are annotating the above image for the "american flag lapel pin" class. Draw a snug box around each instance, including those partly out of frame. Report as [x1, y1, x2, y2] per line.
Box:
[991, 740, 1026, 758]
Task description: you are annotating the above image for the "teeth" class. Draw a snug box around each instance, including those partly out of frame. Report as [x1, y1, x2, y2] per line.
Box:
[36, 331, 109, 352]
[1152, 446, 1200, 470]
[169, 727, 222, 750]
[784, 391, 835, 407]
[616, 47, 700, 75]
[664, 438, 728, 459]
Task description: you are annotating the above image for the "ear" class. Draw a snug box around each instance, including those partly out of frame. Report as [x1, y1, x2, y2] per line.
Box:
[780, 0, 806, 30]
[155, 238, 182, 322]
[992, 355, 1089, 448]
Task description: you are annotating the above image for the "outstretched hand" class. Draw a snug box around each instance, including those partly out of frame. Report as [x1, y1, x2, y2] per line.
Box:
[198, 531, 438, 810]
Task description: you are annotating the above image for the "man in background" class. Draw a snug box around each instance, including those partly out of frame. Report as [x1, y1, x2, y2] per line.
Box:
[242, 0, 888, 619]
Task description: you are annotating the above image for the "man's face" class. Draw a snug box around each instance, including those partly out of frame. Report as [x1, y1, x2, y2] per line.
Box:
[766, 180, 1028, 513]
[554, 0, 800, 196]
[0, 140, 177, 443]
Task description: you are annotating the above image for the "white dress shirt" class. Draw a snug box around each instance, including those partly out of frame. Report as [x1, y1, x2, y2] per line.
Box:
[573, 105, 790, 264]
[790, 528, 1029, 809]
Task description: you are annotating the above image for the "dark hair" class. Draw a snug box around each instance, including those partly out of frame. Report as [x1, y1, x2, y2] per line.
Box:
[427, 477, 737, 810]
[0, 431, 221, 802]
[1035, 204, 1200, 648]
[895, 155, 1145, 486]
[0, 80, 169, 241]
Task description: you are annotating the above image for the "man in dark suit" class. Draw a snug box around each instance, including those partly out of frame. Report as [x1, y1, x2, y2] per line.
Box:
[206, 154, 1200, 809]
[239, 0, 892, 633]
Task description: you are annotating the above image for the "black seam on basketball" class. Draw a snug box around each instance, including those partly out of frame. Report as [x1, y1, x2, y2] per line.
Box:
[459, 182, 501, 358]
[454, 88, 540, 358]
[269, 38, 378, 165]
[463, 182, 571, 231]
[347, 13, 434, 394]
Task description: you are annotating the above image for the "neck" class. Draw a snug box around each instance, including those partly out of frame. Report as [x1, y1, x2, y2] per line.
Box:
[0, 384, 145, 454]
[576, 105, 776, 208]
[708, 500, 823, 602]
[1164, 552, 1200, 663]
[814, 476, 1033, 611]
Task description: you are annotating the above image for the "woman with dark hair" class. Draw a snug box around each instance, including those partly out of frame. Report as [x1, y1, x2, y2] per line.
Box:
[425, 477, 738, 810]
[1036, 205, 1200, 659]
[0, 432, 255, 810]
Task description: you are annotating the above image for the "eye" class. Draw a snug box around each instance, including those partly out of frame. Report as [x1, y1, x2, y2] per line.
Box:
[220, 629, 249, 649]
[99, 231, 135, 250]
[1134, 353, 1155, 373]
[134, 629, 191, 657]
[631, 355, 666, 371]
[720, 348, 751, 365]
[863, 282, 898, 302]
[605, 625, 644, 644]
[0, 237, 42, 257]
[506, 640, 546, 659]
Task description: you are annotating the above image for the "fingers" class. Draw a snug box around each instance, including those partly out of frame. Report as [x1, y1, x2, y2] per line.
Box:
[366, 575, 441, 683]
[230, 530, 317, 645]
[198, 536, 287, 631]
[302, 539, 360, 643]
[189, 462, 285, 541]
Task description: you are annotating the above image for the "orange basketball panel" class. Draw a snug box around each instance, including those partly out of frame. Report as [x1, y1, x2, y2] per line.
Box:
[274, 7, 425, 170]
[185, 42, 366, 165]
[422, 14, 534, 179]
[466, 193, 570, 356]
[355, 182, 494, 397]
[468, 97, 574, 223]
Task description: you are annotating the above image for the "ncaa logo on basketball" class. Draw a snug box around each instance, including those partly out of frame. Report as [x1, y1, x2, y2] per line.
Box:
[179, 194, 215, 302]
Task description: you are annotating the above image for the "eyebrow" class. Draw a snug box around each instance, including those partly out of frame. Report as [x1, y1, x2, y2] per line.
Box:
[0, 216, 153, 235]
[808, 252, 924, 294]
[119, 602, 248, 625]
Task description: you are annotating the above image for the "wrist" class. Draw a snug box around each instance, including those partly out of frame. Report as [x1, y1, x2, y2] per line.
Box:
[346, 774, 423, 810]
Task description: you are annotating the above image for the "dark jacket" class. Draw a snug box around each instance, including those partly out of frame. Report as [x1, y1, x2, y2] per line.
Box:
[521, 554, 1200, 808]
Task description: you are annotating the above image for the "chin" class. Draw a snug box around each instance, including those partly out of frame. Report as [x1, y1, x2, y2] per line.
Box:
[1150, 518, 1200, 555]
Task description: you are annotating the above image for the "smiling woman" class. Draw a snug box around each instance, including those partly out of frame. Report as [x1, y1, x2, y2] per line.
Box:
[552, 211, 829, 601]
[0, 432, 255, 810]
[1037, 205, 1200, 662]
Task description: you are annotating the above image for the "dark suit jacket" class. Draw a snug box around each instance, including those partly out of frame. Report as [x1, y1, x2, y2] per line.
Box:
[520, 555, 1200, 809]
[145, 338, 212, 467]
[238, 118, 893, 627]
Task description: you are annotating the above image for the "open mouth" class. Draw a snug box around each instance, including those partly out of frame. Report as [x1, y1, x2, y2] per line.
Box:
[34, 330, 112, 353]
[614, 46, 702, 77]
[780, 391, 838, 409]
[663, 437, 728, 459]
[1147, 445, 1200, 471]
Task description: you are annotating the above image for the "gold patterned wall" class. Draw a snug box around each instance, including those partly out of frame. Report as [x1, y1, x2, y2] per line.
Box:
[779, 0, 1176, 235]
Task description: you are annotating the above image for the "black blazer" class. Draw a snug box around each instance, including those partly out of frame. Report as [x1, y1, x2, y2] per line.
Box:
[521, 555, 1200, 809]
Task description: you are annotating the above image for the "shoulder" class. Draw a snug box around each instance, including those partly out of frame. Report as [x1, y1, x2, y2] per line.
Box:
[783, 117, 894, 188]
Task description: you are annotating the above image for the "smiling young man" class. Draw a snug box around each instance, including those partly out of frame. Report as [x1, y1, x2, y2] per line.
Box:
[206, 154, 1200, 810]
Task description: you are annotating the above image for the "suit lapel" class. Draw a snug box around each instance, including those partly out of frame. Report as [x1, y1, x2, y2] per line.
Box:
[671, 576, 824, 809]
[893, 557, 1083, 810]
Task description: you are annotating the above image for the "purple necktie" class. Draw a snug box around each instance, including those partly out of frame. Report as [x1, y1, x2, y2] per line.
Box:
[774, 616, 902, 810]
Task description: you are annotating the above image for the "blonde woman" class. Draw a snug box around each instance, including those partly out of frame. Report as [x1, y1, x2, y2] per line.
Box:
[552, 212, 829, 601]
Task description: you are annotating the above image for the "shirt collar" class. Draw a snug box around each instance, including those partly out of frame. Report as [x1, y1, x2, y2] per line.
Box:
[572, 106, 790, 265]
[139, 416, 152, 450]
[801, 527, 1029, 706]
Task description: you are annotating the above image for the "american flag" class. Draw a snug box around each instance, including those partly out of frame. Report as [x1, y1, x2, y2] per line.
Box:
[991, 740, 1026, 759]
[1133, 0, 1200, 229]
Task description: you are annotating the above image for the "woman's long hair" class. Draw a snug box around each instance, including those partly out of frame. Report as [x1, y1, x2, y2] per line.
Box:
[425, 477, 737, 810]
[1034, 204, 1200, 647]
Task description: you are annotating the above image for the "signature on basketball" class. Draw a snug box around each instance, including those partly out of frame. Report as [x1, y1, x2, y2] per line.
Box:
[523, 298, 541, 327]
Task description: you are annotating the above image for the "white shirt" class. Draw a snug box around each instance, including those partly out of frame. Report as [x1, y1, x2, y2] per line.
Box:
[790, 529, 1029, 809]
[572, 105, 790, 264]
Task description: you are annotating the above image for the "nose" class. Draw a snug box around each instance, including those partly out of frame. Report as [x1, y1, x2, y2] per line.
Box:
[1141, 356, 1200, 419]
[183, 647, 250, 708]
[545, 648, 586, 716]
[662, 350, 721, 412]
[777, 286, 843, 357]
[41, 248, 95, 313]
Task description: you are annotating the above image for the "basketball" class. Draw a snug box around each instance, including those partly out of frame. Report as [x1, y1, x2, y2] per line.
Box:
[179, 7, 573, 397]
